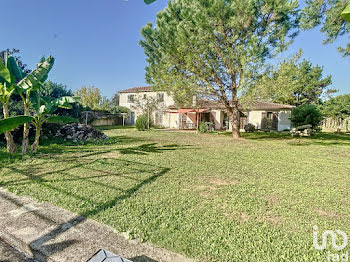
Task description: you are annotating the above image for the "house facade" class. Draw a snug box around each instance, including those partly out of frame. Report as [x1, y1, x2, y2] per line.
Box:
[119, 86, 294, 131]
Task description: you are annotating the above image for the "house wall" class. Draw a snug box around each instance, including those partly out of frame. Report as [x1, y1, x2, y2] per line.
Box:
[212, 110, 223, 130]
[119, 91, 175, 126]
[277, 111, 292, 131]
[248, 110, 265, 130]
[248, 110, 292, 131]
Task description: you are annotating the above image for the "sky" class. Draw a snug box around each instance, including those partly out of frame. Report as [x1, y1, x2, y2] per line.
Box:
[1, 0, 350, 98]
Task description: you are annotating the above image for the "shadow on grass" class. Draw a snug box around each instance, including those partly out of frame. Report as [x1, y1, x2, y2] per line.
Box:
[96, 125, 135, 131]
[0, 139, 192, 261]
[219, 131, 350, 145]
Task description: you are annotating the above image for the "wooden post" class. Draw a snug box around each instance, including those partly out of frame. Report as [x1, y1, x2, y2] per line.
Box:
[196, 109, 200, 133]
[85, 111, 89, 125]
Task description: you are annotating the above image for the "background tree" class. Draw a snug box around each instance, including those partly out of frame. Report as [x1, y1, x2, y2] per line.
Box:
[132, 95, 164, 130]
[41, 81, 82, 118]
[248, 55, 334, 106]
[140, 0, 299, 138]
[321, 94, 350, 132]
[74, 86, 101, 110]
[301, 0, 350, 57]
[110, 92, 120, 107]
[0, 49, 31, 75]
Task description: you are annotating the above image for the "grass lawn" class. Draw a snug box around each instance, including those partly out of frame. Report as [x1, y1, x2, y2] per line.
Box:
[1, 128, 350, 261]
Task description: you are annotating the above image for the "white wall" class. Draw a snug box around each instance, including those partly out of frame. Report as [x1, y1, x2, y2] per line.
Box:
[278, 111, 292, 131]
[248, 110, 264, 129]
[119, 91, 175, 126]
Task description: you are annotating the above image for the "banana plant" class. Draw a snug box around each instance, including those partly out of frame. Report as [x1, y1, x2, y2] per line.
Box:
[30, 91, 79, 152]
[0, 52, 23, 153]
[16, 56, 55, 153]
[0, 55, 55, 153]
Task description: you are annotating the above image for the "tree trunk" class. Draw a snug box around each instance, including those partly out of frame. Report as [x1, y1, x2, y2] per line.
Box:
[22, 103, 30, 154]
[2, 103, 16, 153]
[227, 103, 241, 139]
[31, 124, 41, 153]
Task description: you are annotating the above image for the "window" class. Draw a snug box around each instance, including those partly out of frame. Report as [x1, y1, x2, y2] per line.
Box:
[127, 94, 135, 103]
[157, 93, 164, 102]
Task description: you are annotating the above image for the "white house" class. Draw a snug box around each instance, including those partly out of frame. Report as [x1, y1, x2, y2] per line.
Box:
[119, 86, 294, 131]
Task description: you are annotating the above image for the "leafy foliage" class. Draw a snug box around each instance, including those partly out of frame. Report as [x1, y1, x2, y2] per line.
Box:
[249, 55, 334, 106]
[75, 86, 101, 110]
[199, 122, 208, 134]
[322, 94, 350, 120]
[0, 49, 31, 75]
[0, 116, 34, 134]
[301, 0, 350, 57]
[290, 104, 323, 128]
[140, 0, 299, 138]
[135, 114, 152, 131]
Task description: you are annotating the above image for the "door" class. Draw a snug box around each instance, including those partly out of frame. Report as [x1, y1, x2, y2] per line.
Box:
[261, 112, 278, 130]
[130, 112, 135, 125]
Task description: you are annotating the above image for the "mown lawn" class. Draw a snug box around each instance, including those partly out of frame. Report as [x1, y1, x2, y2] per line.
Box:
[1, 128, 350, 261]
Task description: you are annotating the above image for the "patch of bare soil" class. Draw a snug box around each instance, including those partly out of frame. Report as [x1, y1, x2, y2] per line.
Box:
[314, 209, 339, 218]
[259, 211, 283, 225]
[208, 178, 239, 186]
[264, 194, 280, 206]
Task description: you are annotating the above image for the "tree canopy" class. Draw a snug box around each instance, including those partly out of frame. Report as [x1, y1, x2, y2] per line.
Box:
[322, 94, 350, 120]
[247, 54, 334, 106]
[74, 86, 101, 110]
[301, 0, 350, 57]
[140, 0, 299, 138]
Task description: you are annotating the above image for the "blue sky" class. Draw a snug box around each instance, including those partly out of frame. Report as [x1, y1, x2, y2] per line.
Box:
[2, 0, 349, 97]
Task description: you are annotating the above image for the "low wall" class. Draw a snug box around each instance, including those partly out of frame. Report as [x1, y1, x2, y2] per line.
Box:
[92, 117, 122, 126]
[322, 117, 350, 132]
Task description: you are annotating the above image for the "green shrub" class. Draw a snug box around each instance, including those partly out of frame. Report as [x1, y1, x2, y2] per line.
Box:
[290, 104, 323, 128]
[199, 122, 208, 134]
[135, 114, 153, 131]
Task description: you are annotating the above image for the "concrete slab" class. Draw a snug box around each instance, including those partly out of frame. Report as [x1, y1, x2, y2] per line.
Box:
[0, 239, 33, 262]
[0, 188, 194, 262]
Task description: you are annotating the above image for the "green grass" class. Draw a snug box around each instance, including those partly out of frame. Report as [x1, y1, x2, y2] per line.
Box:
[1, 128, 350, 261]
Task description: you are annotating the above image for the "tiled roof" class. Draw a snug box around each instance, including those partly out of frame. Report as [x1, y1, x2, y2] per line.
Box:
[251, 101, 294, 110]
[119, 86, 153, 93]
[168, 99, 294, 111]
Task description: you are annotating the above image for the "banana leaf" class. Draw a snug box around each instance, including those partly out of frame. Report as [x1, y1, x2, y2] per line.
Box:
[0, 116, 34, 134]
[7, 56, 23, 83]
[144, 0, 156, 4]
[341, 3, 350, 23]
[45, 116, 78, 124]
[0, 59, 11, 83]
[17, 56, 55, 91]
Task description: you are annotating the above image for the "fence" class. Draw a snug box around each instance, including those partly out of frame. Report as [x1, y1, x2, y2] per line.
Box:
[322, 117, 350, 132]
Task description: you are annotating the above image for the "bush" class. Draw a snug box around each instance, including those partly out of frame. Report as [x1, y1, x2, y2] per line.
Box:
[290, 104, 323, 128]
[135, 114, 153, 131]
[199, 122, 208, 134]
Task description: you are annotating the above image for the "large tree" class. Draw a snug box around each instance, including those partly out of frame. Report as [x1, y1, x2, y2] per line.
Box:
[140, 0, 299, 138]
[248, 55, 334, 105]
[74, 86, 101, 110]
[301, 0, 350, 57]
